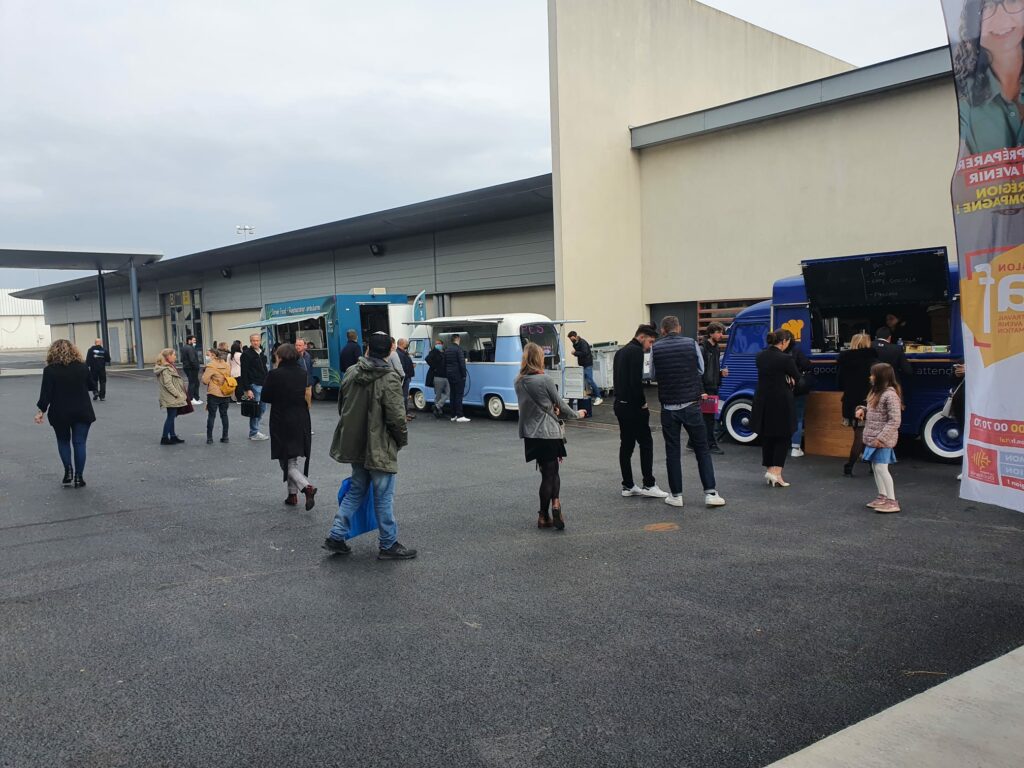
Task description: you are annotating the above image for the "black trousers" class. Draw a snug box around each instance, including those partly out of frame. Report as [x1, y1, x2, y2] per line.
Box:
[91, 368, 107, 399]
[614, 404, 655, 489]
[761, 436, 790, 468]
[185, 369, 200, 402]
[702, 412, 719, 448]
[206, 396, 230, 438]
[449, 378, 465, 417]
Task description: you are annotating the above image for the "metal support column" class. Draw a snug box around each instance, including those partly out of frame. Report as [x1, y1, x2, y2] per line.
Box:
[129, 257, 145, 369]
[96, 270, 109, 351]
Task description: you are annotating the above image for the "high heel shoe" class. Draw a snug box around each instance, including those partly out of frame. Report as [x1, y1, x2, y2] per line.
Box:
[537, 511, 552, 529]
[61, 466, 73, 486]
[764, 472, 790, 488]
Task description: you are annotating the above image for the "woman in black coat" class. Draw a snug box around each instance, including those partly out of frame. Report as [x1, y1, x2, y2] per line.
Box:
[751, 329, 801, 487]
[837, 333, 878, 476]
[260, 343, 316, 510]
[34, 339, 96, 488]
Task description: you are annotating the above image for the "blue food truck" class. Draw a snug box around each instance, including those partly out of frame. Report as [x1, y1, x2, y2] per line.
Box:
[717, 247, 964, 460]
[230, 291, 414, 399]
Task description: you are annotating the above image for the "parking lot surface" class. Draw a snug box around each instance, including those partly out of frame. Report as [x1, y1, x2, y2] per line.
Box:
[2, 371, 1023, 768]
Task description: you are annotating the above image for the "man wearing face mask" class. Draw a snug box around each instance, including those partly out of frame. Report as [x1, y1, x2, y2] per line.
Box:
[425, 338, 449, 419]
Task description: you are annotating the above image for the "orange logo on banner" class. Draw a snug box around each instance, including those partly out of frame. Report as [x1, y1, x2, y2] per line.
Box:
[782, 319, 804, 342]
[962, 245, 1024, 367]
[967, 444, 999, 485]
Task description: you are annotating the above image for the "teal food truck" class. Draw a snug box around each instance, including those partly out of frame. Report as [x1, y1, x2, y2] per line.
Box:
[230, 291, 418, 399]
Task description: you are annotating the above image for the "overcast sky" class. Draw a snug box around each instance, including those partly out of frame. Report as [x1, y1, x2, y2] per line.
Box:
[0, 0, 950, 289]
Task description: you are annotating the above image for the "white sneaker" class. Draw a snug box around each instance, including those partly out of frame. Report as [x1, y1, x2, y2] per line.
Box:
[621, 485, 643, 497]
[790, 447, 804, 458]
[704, 490, 726, 507]
[593, 397, 604, 406]
[451, 417, 457, 422]
[456, 416, 471, 423]
[639, 484, 669, 499]
[249, 432, 269, 441]
[664, 494, 684, 508]
[957, 473, 963, 481]
[191, 399, 203, 405]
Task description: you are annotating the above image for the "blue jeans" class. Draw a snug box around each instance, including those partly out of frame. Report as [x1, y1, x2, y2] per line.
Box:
[248, 383, 267, 437]
[162, 407, 178, 439]
[660, 404, 717, 496]
[328, 464, 398, 550]
[583, 366, 600, 399]
[792, 396, 807, 448]
[54, 422, 90, 474]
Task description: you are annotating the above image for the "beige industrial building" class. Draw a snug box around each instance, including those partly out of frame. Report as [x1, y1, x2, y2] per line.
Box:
[549, 0, 959, 343]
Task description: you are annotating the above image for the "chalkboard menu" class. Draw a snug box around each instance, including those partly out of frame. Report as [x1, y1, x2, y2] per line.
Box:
[801, 249, 950, 310]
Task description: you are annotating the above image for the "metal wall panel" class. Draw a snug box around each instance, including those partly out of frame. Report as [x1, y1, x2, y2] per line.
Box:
[258, 251, 337, 305]
[435, 213, 554, 293]
[335, 234, 435, 296]
[201, 265, 263, 311]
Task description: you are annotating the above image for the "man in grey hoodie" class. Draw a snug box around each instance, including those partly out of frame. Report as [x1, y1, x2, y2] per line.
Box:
[323, 331, 416, 560]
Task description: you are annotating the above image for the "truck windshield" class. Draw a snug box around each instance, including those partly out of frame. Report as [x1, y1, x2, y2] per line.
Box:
[520, 323, 561, 369]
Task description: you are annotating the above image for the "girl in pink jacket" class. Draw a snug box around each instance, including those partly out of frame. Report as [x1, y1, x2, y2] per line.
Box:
[856, 363, 903, 514]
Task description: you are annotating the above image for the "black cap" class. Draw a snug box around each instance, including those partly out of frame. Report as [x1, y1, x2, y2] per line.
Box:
[367, 331, 392, 358]
[875, 327, 892, 340]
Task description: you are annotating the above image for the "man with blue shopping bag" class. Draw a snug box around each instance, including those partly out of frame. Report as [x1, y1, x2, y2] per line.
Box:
[323, 331, 416, 560]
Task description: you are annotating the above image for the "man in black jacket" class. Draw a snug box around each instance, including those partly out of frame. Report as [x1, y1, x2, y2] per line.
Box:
[444, 334, 469, 422]
[425, 338, 449, 418]
[699, 322, 729, 455]
[568, 331, 603, 405]
[85, 338, 111, 402]
[239, 332, 270, 440]
[180, 335, 202, 405]
[339, 329, 361, 374]
[613, 324, 666, 498]
[874, 327, 913, 384]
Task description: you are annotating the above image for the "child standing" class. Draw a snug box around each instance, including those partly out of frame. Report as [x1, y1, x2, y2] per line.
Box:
[856, 362, 903, 514]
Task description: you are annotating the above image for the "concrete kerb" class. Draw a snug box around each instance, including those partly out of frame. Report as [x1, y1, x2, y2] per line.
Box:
[765, 645, 1024, 768]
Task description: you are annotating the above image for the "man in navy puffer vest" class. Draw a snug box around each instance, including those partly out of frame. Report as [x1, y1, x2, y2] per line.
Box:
[650, 316, 726, 509]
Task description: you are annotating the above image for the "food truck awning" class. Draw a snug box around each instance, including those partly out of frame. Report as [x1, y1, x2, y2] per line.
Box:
[229, 311, 327, 330]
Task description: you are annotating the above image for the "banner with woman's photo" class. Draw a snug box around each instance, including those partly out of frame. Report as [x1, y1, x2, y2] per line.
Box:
[942, 0, 1024, 512]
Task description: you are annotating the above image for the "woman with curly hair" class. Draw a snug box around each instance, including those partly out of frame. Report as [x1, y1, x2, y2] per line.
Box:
[34, 339, 96, 488]
[953, 0, 1024, 153]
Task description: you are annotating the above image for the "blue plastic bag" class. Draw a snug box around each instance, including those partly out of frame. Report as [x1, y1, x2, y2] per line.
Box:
[336, 477, 376, 540]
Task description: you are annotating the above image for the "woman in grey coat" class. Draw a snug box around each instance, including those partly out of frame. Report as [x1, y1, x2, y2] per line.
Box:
[514, 342, 586, 530]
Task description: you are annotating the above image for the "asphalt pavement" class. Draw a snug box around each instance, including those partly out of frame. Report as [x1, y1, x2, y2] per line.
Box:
[2, 370, 1023, 768]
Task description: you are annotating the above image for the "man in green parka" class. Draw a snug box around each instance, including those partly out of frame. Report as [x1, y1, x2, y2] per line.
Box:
[324, 331, 415, 560]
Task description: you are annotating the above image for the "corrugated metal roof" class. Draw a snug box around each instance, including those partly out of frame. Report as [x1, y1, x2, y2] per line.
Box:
[0, 289, 44, 316]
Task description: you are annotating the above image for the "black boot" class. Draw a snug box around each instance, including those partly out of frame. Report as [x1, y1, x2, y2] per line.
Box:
[843, 462, 854, 477]
[62, 466, 73, 486]
[73, 474, 86, 489]
[206, 432, 214, 445]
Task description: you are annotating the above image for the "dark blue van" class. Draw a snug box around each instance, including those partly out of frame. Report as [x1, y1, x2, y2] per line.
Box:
[717, 248, 964, 460]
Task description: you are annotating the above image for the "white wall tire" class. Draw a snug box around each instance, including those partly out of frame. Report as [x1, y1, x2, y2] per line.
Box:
[723, 398, 758, 444]
[411, 389, 427, 411]
[922, 410, 965, 460]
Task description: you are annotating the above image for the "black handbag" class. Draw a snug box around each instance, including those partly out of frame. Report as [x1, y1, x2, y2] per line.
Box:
[240, 399, 260, 417]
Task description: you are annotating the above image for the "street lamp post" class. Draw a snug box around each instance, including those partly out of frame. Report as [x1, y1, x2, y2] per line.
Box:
[236, 225, 255, 240]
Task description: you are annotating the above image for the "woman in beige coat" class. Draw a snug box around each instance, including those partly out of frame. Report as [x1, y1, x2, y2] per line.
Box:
[202, 348, 232, 444]
[154, 348, 188, 445]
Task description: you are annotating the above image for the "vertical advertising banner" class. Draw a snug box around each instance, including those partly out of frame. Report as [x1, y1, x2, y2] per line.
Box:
[942, 0, 1024, 512]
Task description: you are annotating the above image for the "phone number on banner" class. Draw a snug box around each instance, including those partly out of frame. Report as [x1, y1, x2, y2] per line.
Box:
[970, 416, 1024, 450]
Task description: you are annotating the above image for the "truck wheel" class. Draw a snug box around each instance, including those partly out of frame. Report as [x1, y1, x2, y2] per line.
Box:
[922, 410, 964, 460]
[312, 380, 327, 401]
[411, 389, 427, 411]
[486, 395, 506, 420]
[723, 398, 758, 444]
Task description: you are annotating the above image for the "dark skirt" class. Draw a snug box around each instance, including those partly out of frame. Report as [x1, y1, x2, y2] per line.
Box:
[524, 437, 566, 463]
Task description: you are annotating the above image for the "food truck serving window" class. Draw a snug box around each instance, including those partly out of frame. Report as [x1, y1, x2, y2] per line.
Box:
[520, 323, 561, 368]
[801, 249, 953, 352]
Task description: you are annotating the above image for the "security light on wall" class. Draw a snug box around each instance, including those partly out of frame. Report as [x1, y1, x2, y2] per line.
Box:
[369, 242, 385, 257]
[220, 268, 232, 279]
[73, 294, 80, 301]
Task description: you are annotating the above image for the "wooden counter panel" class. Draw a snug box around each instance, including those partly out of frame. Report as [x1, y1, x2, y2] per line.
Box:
[804, 391, 852, 459]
